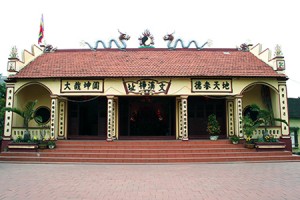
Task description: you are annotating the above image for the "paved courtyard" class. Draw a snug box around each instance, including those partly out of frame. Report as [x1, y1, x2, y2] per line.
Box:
[0, 162, 300, 200]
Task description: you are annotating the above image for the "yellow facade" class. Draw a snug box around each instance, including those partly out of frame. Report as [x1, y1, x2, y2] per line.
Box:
[2, 44, 290, 151]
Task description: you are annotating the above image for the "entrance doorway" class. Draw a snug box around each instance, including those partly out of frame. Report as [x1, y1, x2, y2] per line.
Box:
[67, 96, 107, 139]
[188, 96, 226, 139]
[119, 97, 175, 139]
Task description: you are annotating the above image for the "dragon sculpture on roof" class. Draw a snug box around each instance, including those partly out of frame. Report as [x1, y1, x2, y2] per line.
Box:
[163, 32, 212, 50]
[83, 30, 130, 51]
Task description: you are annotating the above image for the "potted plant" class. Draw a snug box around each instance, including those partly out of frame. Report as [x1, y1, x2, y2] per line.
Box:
[38, 139, 48, 149]
[47, 136, 56, 149]
[207, 114, 221, 140]
[7, 135, 39, 151]
[47, 140, 56, 149]
[229, 135, 240, 144]
[255, 133, 286, 151]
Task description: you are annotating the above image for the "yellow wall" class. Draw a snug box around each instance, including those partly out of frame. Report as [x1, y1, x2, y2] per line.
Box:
[9, 77, 283, 135]
[12, 83, 51, 128]
[12, 78, 280, 97]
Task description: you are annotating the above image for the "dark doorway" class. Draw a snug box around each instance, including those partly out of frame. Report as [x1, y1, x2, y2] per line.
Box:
[67, 96, 107, 139]
[188, 96, 226, 139]
[119, 97, 175, 139]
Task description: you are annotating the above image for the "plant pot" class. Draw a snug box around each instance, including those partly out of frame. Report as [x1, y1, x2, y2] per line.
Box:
[39, 143, 48, 149]
[8, 143, 38, 152]
[232, 141, 239, 145]
[244, 143, 255, 149]
[255, 142, 286, 151]
[48, 144, 56, 149]
[210, 135, 219, 141]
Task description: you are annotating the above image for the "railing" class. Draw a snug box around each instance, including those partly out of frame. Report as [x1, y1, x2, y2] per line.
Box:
[11, 127, 51, 140]
[252, 126, 281, 139]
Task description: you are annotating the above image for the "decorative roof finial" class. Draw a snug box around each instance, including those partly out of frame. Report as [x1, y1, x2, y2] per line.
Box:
[274, 44, 283, 57]
[9, 46, 19, 59]
[138, 29, 155, 48]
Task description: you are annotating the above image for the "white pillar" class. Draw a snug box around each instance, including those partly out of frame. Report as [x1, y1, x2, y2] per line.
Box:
[107, 96, 116, 141]
[278, 84, 289, 137]
[50, 95, 58, 139]
[3, 84, 15, 139]
[176, 97, 182, 139]
[180, 96, 189, 141]
[57, 99, 66, 139]
[226, 99, 235, 137]
[113, 97, 119, 140]
[234, 96, 243, 137]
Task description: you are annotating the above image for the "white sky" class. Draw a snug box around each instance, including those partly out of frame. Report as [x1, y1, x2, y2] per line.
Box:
[0, 0, 299, 97]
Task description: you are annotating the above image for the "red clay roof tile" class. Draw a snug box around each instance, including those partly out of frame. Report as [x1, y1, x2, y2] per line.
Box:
[11, 48, 285, 79]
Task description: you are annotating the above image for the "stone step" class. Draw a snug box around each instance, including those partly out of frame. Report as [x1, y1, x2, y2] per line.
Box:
[1, 155, 300, 164]
[1, 140, 299, 164]
[0, 150, 291, 158]
[42, 147, 255, 153]
[56, 140, 233, 145]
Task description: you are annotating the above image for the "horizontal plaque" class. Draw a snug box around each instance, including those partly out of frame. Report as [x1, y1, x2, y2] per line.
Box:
[61, 79, 104, 93]
[123, 79, 171, 95]
[191, 79, 232, 93]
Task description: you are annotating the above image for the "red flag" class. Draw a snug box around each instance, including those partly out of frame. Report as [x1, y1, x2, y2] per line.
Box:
[38, 14, 44, 44]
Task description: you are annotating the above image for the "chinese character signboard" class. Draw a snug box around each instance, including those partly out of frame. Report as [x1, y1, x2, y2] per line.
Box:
[191, 79, 232, 93]
[61, 79, 104, 93]
[123, 79, 171, 95]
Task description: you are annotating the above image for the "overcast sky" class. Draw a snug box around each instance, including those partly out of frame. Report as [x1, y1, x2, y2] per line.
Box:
[0, 0, 299, 97]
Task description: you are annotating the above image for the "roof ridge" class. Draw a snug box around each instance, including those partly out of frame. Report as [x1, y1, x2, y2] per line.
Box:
[54, 48, 240, 53]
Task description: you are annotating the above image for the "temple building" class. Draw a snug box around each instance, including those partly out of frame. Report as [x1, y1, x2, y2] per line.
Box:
[1, 36, 291, 150]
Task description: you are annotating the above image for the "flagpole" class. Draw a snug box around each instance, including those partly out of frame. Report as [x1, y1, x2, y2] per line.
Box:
[38, 14, 44, 47]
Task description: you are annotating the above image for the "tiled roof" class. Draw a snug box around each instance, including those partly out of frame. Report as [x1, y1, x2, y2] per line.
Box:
[288, 98, 300, 118]
[11, 48, 286, 79]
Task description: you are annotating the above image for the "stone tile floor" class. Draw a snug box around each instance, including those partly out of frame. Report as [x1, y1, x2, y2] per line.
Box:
[0, 162, 300, 200]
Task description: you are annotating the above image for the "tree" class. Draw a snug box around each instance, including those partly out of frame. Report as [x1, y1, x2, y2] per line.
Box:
[0, 83, 6, 138]
[243, 104, 288, 143]
[2, 100, 42, 142]
[249, 104, 288, 131]
[242, 115, 260, 143]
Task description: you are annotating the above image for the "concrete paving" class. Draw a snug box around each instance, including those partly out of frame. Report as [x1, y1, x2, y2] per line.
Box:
[0, 162, 300, 200]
